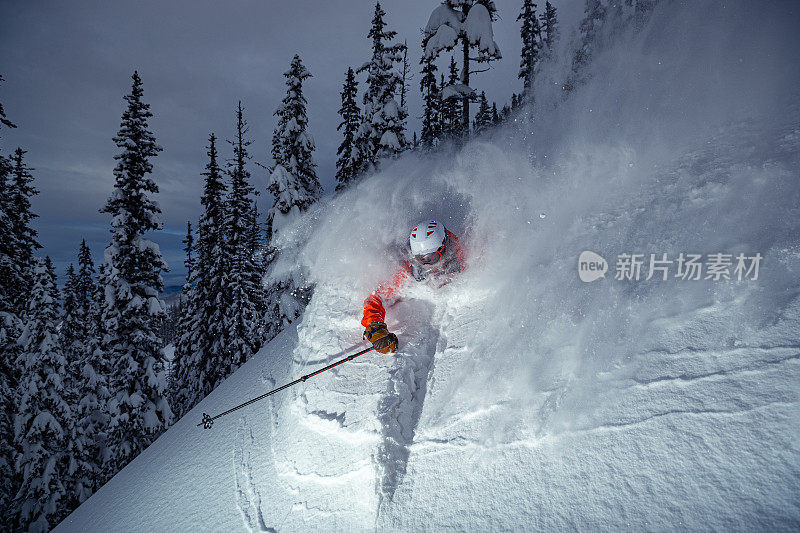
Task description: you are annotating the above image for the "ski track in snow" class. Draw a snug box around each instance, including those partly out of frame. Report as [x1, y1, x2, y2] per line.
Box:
[373, 299, 438, 510]
[234, 418, 270, 532]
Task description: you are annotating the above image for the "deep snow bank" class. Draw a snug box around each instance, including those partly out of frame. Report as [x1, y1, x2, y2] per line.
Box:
[59, 1, 800, 530]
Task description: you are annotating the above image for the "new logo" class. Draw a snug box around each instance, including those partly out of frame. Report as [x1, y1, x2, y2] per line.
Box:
[578, 251, 608, 282]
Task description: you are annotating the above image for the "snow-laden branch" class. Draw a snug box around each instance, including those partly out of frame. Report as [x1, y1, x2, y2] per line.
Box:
[423, 2, 500, 60]
[440, 83, 476, 101]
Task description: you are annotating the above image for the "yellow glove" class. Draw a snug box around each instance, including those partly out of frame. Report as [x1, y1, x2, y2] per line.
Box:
[364, 322, 398, 354]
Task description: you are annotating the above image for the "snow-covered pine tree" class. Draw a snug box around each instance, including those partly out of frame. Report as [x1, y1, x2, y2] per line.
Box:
[59, 264, 86, 513]
[194, 134, 229, 403]
[565, 0, 608, 93]
[355, 3, 407, 165]
[224, 103, 261, 377]
[419, 50, 441, 149]
[472, 90, 492, 134]
[491, 101, 499, 124]
[0, 81, 18, 321]
[182, 221, 194, 286]
[170, 221, 196, 418]
[69, 239, 108, 505]
[76, 240, 105, 347]
[269, 57, 320, 220]
[0, 87, 44, 526]
[500, 102, 511, 121]
[100, 71, 172, 477]
[171, 135, 231, 415]
[14, 257, 73, 531]
[423, 0, 502, 134]
[61, 264, 79, 356]
[9, 147, 41, 315]
[335, 67, 362, 192]
[0, 235, 16, 529]
[539, 1, 559, 56]
[0, 79, 20, 526]
[265, 56, 320, 343]
[440, 57, 463, 139]
[518, 0, 542, 100]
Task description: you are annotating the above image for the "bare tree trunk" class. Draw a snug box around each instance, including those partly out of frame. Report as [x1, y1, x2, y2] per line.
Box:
[462, 37, 470, 137]
[400, 41, 409, 109]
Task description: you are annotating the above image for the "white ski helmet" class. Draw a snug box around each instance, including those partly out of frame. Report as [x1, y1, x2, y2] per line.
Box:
[409, 220, 446, 256]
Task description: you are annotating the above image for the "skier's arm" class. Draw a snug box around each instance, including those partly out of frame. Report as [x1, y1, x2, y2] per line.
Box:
[360, 262, 412, 327]
[362, 294, 387, 327]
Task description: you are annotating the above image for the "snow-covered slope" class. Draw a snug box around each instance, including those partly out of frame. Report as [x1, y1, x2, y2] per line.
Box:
[58, 1, 800, 530]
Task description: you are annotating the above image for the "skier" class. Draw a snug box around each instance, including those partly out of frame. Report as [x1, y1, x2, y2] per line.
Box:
[362, 220, 466, 354]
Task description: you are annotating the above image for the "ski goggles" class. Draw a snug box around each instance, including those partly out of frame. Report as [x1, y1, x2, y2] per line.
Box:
[412, 243, 446, 266]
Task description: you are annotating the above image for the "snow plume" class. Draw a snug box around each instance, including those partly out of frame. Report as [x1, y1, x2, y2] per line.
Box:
[59, 2, 800, 531]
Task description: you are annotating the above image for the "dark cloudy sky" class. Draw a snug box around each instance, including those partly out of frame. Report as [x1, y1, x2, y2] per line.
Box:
[0, 0, 583, 290]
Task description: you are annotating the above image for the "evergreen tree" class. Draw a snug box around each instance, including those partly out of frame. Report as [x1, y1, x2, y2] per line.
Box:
[0, 82, 37, 526]
[76, 240, 104, 345]
[170, 221, 196, 418]
[539, 1, 559, 56]
[0, 79, 20, 526]
[266, 56, 320, 345]
[69, 240, 107, 505]
[172, 134, 229, 415]
[335, 67, 362, 192]
[173, 219, 195, 351]
[61, 265, 80, 357]
[518, 0, 542, 99]
[100, 71, 172, 476]
[59, 260, 98, 511]
[9, 148, 41, 315]
[224, 103, 261, 377]
[472, 91, 492, 134]
[182, 221, 194, 286]
[194, 134, 229, 402]
[355, 3, 407, 166]
[423, 0, 502, 134]
[0, 100, 18, 326]
[500, 102, 511, 121]
[440, 57, 463, 138]
[60, 263, 81, 499]
[438, 73, 447, 132]
[491, 101, 499, 124]
[399, 40, 412, 110]
[566, 0, 608, 92]
[419, 51, 441, 149]
[269, 56, 320, 221]
[14, 258, 72, 531]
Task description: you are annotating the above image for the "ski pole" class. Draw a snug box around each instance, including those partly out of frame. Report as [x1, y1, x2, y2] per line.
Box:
[198, 345, 375, 429]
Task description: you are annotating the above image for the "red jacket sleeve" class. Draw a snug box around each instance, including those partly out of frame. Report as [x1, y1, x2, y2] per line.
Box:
[361, 261, 412, 327]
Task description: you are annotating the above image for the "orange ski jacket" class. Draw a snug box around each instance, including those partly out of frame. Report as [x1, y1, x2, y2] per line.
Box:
[361, 229, 465, 327]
